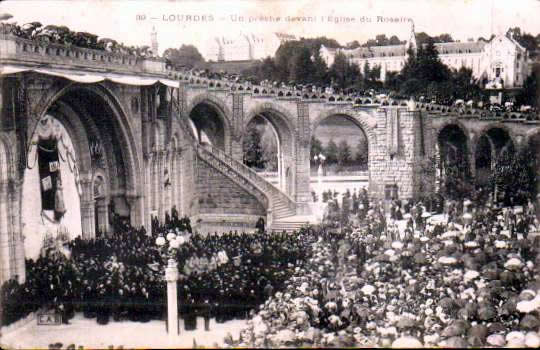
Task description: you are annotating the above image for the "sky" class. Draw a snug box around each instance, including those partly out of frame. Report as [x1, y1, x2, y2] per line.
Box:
[2, 0, 540, 59]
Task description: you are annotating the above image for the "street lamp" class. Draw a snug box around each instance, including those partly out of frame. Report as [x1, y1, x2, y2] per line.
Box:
[155, 231, 186, 339]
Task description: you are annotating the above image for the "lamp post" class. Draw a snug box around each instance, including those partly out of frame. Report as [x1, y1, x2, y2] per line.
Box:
[156, 231, 186, 339]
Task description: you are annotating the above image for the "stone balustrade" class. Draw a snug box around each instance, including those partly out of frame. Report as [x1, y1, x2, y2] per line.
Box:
[0, 34, 166, 74]
[197, 144, 296, 218]
[166, 69, 533, 121]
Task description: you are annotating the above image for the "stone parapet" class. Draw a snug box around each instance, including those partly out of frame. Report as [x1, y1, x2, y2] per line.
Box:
[0, 36, 166, 75]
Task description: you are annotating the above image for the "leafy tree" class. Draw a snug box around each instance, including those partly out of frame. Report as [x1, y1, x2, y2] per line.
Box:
[337, 140, 352, 166]
[288, 46, 316, 84]
[489, 149, 536, 205]
[325, 139, 338, 164]
[433, 33, 454, 43]
[346, 40, 361, 49]
[516, 73, 538, 107]
[415, 32, 432, 46]
[328, 51, 361, 89]
[310, 136, 324, 163]
[163, 44, 205, 69]
[355, 138, 368, 165]
[312, 53, 329, 84]
[242, 126, 264, 169]
[375, 34, 389, 46]
[388, 35, 403, 45]
[440, 158, 471, 200]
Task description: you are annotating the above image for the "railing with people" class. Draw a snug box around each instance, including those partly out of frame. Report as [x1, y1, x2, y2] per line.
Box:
[167, 70, 535, 121]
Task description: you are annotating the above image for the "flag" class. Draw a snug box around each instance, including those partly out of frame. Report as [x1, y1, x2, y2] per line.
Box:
[49, 161, 59, 172]
[42, 176, 52, 191]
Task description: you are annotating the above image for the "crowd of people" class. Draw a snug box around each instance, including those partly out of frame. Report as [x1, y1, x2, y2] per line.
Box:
[229, 192, 540, 348]
[0, 21, 155, 57]
[1, 214, 315, 331]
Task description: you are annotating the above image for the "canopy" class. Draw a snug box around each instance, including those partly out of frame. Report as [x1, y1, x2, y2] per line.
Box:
[0, 65, 179, 88]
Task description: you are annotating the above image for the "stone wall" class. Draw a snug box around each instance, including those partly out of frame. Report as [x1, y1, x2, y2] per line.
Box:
[369, 107, 434, 200]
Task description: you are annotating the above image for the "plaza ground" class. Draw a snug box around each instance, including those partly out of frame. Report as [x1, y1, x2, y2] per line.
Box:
[1, 313, 246, 349]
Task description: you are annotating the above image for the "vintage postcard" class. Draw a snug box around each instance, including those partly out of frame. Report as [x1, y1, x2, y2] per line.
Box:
[0, 0, 539, 349]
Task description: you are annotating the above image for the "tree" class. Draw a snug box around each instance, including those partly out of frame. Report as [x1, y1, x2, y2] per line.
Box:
[516, 73, 538, 107]
[312, 53, 328, 85]
[355, 138, 368, 165]
[242, 126, 264, 169]
[388, 35, 402, 45]
[325, 139, 338, 164]
[163, 44, 205, 69]
[337, 140, 352, 166]
[328, 51, 361, 90]
[289, 46, 316, 84]
[434, 33, 454, 43]
[346, 40, 361, 49]
[310, 136, 324, 163]
[489, 149, 535, 205]
[375, 34, 389, 46]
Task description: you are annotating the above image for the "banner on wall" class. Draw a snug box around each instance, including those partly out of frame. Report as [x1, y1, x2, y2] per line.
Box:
[37, 138, 66, 221]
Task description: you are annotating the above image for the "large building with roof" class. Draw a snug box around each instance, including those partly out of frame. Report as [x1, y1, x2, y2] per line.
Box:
[320, 27, 530, 89]
[206, 32, 297, 62]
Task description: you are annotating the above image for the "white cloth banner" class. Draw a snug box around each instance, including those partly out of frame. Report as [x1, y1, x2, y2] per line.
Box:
[0, 65, 179, 87]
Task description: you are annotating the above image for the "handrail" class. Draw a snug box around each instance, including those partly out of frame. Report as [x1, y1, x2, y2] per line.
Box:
[171, 97, 296, 209]
[197, 144, 296, 210]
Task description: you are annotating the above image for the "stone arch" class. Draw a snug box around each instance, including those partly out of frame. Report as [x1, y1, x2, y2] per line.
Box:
[433, 119, 471, 142]
[34, 83, 142, 195]
[244, 103, 297, 195]
[311, 108, 377, 146]
[473, 123, 518, 154]
[28, 82, 143, 234]
[436, 123, 472, 194]
[474, 124, 516, 189]
[310, 108, 376, 197]
[185, 93, 233, 152]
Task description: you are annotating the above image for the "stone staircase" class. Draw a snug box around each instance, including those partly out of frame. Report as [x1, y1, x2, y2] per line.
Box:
[173, 96, 307, 232]
[269, 215, 314, 233]
[196, 144, 300, 228]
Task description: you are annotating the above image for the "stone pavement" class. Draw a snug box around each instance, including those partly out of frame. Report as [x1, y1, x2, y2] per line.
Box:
[1, 313, 247, 349]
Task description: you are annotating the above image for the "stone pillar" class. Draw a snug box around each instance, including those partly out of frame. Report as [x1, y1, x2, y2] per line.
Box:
[96, 198, 109, 234]
[165, 259, 179, 338]
[79, 175, 95, 239]
[230, 139, 243, 162]
[295, 142, 312, 214]
[10, 180, 25, 284]
[144, 153, 153, 230]
[371, 106, 433, 201]
[231, 93, 244, 161]
[126, 194, 143, 229]
[295, 101, 312, 214]
[0, 182, 11, 284]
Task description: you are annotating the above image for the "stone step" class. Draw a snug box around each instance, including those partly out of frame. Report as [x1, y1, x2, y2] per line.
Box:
[270, 221, 310, 233]
[274, 210, 296, 218]
[273, 206, 293, 213]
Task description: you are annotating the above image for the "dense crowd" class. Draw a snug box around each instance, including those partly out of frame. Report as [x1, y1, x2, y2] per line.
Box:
[1, 215, 315, 331]
[229, 193, 540, 348]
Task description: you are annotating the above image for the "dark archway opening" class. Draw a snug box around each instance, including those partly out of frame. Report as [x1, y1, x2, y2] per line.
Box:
[437, 125, 470, 200]
[189, 103, 226, 150]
